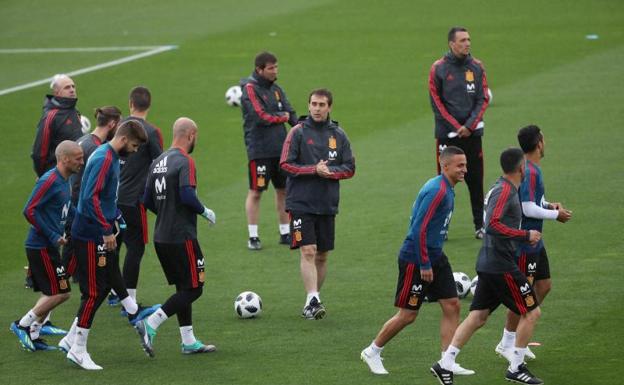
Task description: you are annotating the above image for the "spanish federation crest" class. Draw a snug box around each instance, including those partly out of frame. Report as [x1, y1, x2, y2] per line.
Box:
[328, 136, 337, 150]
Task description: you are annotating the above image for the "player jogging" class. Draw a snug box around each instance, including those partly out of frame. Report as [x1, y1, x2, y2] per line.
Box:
[494, 125, 572, 361]
[360, 146, 474, 377]
[137, 117, 217, 357]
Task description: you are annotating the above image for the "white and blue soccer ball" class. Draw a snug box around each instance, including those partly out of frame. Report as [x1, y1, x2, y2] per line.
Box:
[80, 115, 91, 134]
[453, 272, 471, 298]
[234, 291, 263, 319]
[470, 275, 478, 296]
[225, 85, 242, 107]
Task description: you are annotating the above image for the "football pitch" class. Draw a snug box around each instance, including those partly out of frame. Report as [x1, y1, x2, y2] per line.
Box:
[1, 1, 623, 384]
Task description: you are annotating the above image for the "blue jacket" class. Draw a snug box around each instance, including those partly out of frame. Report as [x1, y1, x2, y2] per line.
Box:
[399, 175, 454, 268]
[72, 143, 119, 241]
[24, 167, 73, 249]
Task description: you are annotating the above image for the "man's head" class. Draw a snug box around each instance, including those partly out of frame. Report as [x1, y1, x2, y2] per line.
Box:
[129, 86, 151, 112]
[254, 51, 278, 82]
[172, 117, 198, 154]
[439, 146, 467, 185]
[55, 140, 83, 175]
[50, 74, 76, 99]
[112, 120, 148, 156]
[94, 106, 122, 141]
[517, 125, 545, 158]
[500, 147, 526, 178]
[308, 88, 333, 123]
[448, 26, 471, 59]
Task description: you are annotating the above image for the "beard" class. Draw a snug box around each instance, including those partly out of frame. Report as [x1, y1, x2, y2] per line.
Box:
[188, 139, 196, 154]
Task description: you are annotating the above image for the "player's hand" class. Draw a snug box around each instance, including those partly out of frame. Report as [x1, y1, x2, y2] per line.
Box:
[556, 208, 572, 223]
[316, 160, 333, 178]
[457, 126, 471, 138]
[201, 207, 216, 225]
[103, 233, 117, 250]
[420, 267, 433, 283]
[550, 202, 563, 210]
[56, 235, 68, 246]
[283, 112, 290, 121]
[528, 230, 541, 245]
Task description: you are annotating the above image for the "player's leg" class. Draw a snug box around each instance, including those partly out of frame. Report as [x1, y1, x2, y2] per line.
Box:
[271, 157, 290, 244]
[499, 270, 543, 383]
[68, 240, 109, 370]
[434, 272, 498, 383]
[463, 137, 485, 237]
[246, 159, 267, 250]
[120, 203, 147, 301]
[314, 214, 335, 296]
[362, 259, 423, 375]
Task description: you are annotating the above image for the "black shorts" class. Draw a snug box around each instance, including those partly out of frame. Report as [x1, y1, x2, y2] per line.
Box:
[118, 203, 149, 244]
[26, 247, 71, 295]
[470, 271, 539, 315]
[248, 158, 286, 191]
[154, 239, 205, 289]
[73, 239, 119, 296]
[394, 255, 457, 310]
[518, 247, 550, 284]
[289, 212, 335, 252]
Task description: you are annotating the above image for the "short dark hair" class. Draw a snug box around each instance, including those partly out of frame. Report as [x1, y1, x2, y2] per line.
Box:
[129, 86, 151, 112]
[308, 88, 333, 106]
[448, 26, 468, 42]
[94, 106, 122, 127]
[517, 125, 543, 153]
[440, 145, 465, 163]
[500, 147, 525, 174]
[116, 120, 147, 143]
[255, 51, 277, 70]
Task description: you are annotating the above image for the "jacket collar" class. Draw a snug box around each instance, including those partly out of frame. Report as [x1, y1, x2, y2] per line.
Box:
[45, 94, 77, 109]
[445, 51, 472, 65]
[251, 72, 273, 88]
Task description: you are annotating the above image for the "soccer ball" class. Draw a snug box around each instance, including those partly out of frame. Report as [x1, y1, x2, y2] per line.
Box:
[470, 275, 478, 296]
[234, 291, 262, 319]
[453, 272, 471, 298]
[487, 88, 493, 104]
[80, 115, 91, 134]
[225, 85, 242, 107]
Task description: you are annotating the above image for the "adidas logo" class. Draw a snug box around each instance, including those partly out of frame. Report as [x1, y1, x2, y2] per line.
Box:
[153, 156, 168, 174]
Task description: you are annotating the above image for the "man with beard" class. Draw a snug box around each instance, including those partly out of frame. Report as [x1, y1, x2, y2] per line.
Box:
[10, 141, 83, 352]
[137, 117, 217, 357]
[64, 106, 122, 278]
[65, 120, 158, 370]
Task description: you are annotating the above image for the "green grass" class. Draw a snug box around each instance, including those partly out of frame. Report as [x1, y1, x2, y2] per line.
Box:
[1, 1, 623, 384]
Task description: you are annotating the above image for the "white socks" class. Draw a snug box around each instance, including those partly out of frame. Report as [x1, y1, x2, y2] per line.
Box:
[279, 224, 290, 235]
[510, 347, 527, 372]
[73, 327, 90, 353]
[368, 342, 384, 355]
[501, 328, 516, 349]
[66, 318, 78, 345]
[127, 289, 137, 302]
[146, 308, 168, 330]
[121, 296, 138, 315]
[30, 322, 43, 340]
[440, 345, 461, 370]
[180, 326, 197, 345]
[19, 310, 37, 328]
[248, 225, 258, 238]
[306, 292, 320, 306]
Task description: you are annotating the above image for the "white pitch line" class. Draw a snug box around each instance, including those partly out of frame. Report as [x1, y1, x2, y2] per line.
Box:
[0, 46, 173, 54]
[0, 45, 178, 97]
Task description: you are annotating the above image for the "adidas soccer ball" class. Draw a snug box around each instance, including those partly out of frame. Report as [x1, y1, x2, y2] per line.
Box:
[470, 275, 478, 296]
[80, 115, 91, 134]
[234, 291, 262, 319]
[225, 85, 242, 107]
[453, 272, 471, 298]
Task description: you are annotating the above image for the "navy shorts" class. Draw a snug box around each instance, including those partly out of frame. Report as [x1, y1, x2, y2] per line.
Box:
[470, 270, 539, 315]
[518, 247, 550, 285]
[289, 212, 335, 252]
[248, 158, 286, 191]
[155, 239, 205, 289]
[26, 246, 71, 295]
[394, 254, 457, 311]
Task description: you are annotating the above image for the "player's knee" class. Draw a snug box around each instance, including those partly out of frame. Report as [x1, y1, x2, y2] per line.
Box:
[248, 189, 263, 200]
[398, 309, 418, 324]
[57, 292, 71, 302]
[190, 286, 203, 301]
[524, 307, 541, 323]
[536, 279, 551, 298]
[315, 252, 328, 264]
[300, 245, 317, 260]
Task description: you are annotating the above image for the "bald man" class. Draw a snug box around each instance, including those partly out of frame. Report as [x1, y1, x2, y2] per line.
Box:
[137, 117, 217, 357]
[11, 141, 83, 352]
[31, 74, 84, 177]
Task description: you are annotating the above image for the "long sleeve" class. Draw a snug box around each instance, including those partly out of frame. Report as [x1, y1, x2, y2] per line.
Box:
[428, 61, 462, 130]
[326, 134, 355, 180]
[31, 109, 59, 176]
[23, 175, 61, 245]
[242, 83, 289, 125]
[464, 61, 489, 131]
[280, 125, 316, 176]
